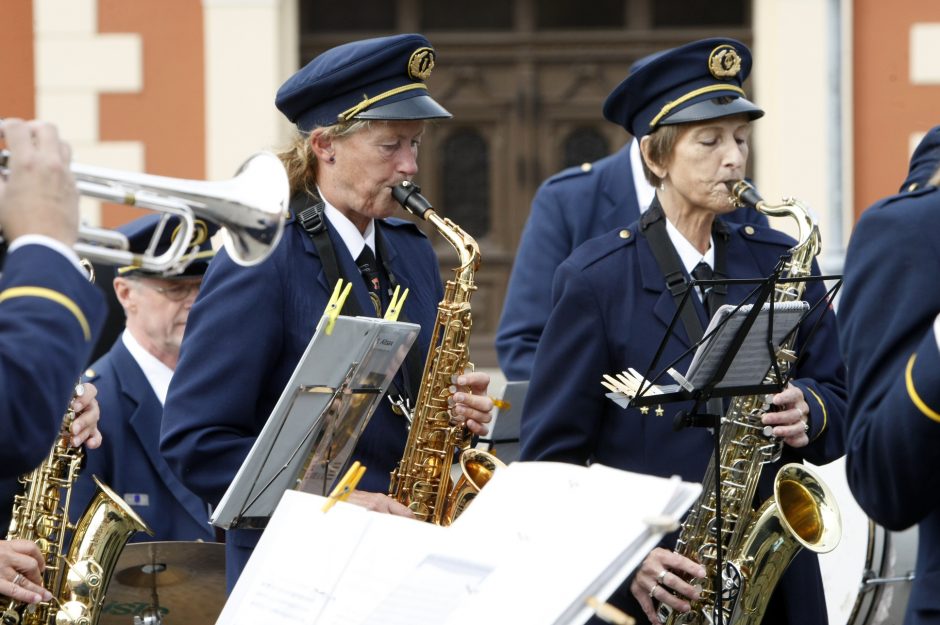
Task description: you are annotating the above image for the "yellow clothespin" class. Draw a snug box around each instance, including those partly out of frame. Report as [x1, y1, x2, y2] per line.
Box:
[383, 285, 409, 321]
[585, 597, 635, 625]
[324, 279, 353, 335]
[321, 461, 367, 513]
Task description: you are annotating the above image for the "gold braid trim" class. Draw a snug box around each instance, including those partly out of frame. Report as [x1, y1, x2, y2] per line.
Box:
[0, 286, 91, 341]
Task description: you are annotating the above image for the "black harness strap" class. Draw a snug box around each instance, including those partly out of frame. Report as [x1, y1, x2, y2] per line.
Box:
[640, 199, 729, 346]
[291, 193, 422, 404]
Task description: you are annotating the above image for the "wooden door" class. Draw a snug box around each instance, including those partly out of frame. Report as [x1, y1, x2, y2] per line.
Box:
[299, 0, 751, 368]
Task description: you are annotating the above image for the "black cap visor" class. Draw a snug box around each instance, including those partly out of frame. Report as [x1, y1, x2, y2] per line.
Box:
[659, 96, 764, 127]
[354, 94, 452, 121]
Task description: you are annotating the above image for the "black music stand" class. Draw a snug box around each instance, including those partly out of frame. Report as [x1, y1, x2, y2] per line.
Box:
[604, 265, 842, 625]
[210, 314, 420, 530]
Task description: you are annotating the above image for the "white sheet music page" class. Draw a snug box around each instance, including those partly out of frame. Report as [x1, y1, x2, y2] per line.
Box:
[444, 462, 700, 625]
[216, 489, 496, 625]
[216, 464, 699, 625]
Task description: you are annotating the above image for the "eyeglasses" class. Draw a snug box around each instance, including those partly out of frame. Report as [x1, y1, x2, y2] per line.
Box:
[137, 280, 201, 302]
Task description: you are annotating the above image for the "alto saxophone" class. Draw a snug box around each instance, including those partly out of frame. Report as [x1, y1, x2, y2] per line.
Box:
[658, 181, 841, 625]
[3, 264, 152, 625]
[387, 181, 505, 526]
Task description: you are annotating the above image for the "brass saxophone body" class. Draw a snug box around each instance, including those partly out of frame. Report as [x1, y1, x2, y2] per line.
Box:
[387, 181, 505, 526]
[659, 181, 841, 625]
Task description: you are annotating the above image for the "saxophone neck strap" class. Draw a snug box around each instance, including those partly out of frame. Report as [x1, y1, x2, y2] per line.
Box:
[640, 199, 729, 346]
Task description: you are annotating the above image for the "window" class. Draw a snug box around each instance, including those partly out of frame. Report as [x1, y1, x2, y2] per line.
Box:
[441, 130, 491, 239]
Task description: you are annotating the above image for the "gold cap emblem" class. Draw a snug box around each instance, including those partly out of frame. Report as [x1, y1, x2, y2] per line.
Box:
[407, 47, 436, 81]
[708, 44, 742, 79]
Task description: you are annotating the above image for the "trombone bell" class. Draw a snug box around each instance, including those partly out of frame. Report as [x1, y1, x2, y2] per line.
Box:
[1, 149, 289, 273]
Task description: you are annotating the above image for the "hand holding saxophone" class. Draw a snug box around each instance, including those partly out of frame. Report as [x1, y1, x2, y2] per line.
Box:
[67, 382, 102, 449]
[631, 547, 706, 624]
[0, 539, 51, 604]
[762, 382, 812, 448]
[447, 371, 494, 437]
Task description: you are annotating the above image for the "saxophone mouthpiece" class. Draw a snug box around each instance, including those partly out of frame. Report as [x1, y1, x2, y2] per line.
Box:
[392, 181, 434, 219]
[726, 179, 764, 209]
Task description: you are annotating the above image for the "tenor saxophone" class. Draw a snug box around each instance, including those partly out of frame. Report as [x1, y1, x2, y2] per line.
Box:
[2, 265, 152, 625]
[387, 181, 505, 526]
[658, 181, 841, 625]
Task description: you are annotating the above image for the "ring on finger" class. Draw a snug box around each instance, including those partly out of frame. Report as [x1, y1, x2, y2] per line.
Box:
[657, 569, 668, 584]
[649, 583, 659, 599]
[11, 573, 23, 586]
[802, 421, 810, 433]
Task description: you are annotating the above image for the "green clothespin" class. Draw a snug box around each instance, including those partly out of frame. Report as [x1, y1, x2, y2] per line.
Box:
[383, 285, 409, 321]
[324, 279, 352, 335]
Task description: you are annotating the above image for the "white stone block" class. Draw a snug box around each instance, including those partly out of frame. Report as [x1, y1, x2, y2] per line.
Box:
[35, 93, 98, 143]
[73, 141, 145, 172]
[36, 34, 143, 92]
[910, 131, 926, 157]
[34, 0, 96, 35]
[910, 23, 940, 85]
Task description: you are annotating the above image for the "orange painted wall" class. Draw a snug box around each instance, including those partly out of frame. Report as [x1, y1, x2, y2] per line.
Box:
[0, 1, 36, 120]
[98, 0, 205, 227]
[854, 0, 940, 219]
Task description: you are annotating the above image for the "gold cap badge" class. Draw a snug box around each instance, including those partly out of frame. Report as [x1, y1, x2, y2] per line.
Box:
[708, 44, 742, 79]
[407, 47, 436, 81]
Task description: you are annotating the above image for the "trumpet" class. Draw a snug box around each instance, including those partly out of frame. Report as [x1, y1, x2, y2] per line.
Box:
[0, 149, 288, 272]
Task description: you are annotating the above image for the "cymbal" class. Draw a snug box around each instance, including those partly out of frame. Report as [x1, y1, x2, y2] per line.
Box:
[98, 541, 225, 625]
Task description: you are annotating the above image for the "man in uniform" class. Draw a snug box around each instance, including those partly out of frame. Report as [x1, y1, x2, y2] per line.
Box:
[71, 215, 217, 542]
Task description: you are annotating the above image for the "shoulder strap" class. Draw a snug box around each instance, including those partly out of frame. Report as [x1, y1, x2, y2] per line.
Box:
[292, 195, 421, 406]
[291, 193, 364, 318]
[640, 200, 706, 345]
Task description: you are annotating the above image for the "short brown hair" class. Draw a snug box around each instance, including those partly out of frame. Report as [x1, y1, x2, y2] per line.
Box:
[640, 124, 682, 187]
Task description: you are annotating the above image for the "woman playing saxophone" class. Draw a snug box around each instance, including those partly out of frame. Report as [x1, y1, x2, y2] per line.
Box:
[519, 38, 847, 625]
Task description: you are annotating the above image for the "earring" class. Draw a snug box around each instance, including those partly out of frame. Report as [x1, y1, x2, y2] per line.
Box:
[328, 155, 335, 163]
[659, 180, 665, 191]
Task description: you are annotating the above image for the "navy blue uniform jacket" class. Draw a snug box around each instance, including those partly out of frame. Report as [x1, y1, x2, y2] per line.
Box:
[839, 185, 940, 625]
[0, 245, 105, 530]
[521, 220, 847, 625]
[70, 338, 214, 542]
[496, 143, 767, 381]
[160, 213, 443, 590]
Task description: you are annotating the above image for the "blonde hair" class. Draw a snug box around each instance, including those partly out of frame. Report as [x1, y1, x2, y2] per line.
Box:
[276, 120, 374, 197]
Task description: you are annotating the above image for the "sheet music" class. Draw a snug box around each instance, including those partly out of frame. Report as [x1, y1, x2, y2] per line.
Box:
[685, 301, 809, 388]
[218, 463, 700, 625]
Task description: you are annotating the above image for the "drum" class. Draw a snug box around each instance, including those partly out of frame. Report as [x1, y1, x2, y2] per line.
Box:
[812, 458, 917, 625]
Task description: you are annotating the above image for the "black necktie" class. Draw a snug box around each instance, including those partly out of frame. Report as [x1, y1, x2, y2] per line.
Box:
[355, 245, 383, 316]
[691, 261, 714, 309]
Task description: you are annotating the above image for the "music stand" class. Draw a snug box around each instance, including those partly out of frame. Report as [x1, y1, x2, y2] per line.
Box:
[481, 381, 529, 464]
[210, 314, 420, 530]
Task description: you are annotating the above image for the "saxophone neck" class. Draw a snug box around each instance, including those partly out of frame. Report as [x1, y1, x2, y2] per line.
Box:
[726, 179, 821, 267]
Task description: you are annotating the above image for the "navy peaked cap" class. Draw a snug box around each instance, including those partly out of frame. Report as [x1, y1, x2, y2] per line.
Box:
[900, 126, 940, 192]
[117, 214, 217, 279]
[275, 33, 452, 131]
[605, 38, 764, 138]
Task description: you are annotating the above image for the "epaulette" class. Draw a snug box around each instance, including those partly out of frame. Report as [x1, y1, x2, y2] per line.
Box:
[82, 367, 100, 383]
[733, 221, 797, 250]
[572, 226, 637, 270]
[380, 217, 429, 238]
[873, 184, 938, 211]
[545, 162, 595, 186]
